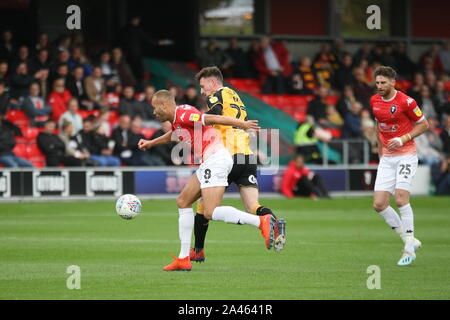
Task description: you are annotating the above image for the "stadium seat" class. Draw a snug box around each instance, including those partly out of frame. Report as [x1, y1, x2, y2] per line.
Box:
[396, 80, 412, 92]
[78, 110, 89, 119]
[324, 128, 342, 138]
[326, 95, 340, 106]
[22, 127, 40, 142]
[140, 128, 157, 139]
[445, 81, 450, 92]
[227, 78, 260, 95]
[108, 111, 119, 126]
[13, 143, 28, 158]
[5, 110, 29, 126]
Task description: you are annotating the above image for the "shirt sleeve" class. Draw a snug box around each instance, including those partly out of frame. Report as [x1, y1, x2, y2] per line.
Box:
[206, 90, 224, 111]
[404, 97, 425, 123]
[177, 107, 203, 127]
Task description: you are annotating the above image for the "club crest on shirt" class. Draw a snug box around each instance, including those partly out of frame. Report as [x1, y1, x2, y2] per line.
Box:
[209, 96, 218, 104]
[390, 105, 397, 114]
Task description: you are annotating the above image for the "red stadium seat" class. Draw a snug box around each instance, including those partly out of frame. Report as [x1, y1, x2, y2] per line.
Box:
[13, 143, 28, 158]
[326, 95, 340, 106]
[324, 128, 342, 138]
[5, 110, 29, 126]
[78, 110, 89, 119]
[445, 81, 450, 92]
[108, 111, 119, 127]
[22, 127, 39, 142]
[227, 78, 260, 95]
[140, 128, 157, 139]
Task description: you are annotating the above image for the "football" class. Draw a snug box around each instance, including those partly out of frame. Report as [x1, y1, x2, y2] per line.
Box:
[116, 194, 142, 219]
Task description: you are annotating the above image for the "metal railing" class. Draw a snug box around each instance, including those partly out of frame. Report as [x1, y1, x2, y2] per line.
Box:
[319, 138, 375, 167]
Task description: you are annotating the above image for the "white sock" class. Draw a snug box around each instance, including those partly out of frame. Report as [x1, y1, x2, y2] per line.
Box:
[212, 206, 260, 227]
[398, 203, 415, 252]
[378, 206, 405, 239]
[178, 208, 194, 259]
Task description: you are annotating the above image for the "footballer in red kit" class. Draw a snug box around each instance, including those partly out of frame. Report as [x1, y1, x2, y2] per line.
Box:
[371, 66, 429, 266]
[138, 90, 278, 271]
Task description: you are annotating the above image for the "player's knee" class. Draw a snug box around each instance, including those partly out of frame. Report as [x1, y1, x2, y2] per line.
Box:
[394, 193, 409, 207]
[373, 200, 388, 212]
[176, 195, 190, 209]
[203, 209, 214, 220]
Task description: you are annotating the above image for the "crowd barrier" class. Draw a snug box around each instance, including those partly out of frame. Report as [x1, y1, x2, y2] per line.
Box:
[0, 165, 432, 201]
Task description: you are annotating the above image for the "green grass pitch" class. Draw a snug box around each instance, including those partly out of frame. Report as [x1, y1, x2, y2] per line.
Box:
[1, 197, 449, 300]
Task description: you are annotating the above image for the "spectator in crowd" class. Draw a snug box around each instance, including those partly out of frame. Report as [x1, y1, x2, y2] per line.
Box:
[97, 108, 112, 137]
[58, 98, 83, 135]
[90, 123, 121, 167]
[35, 32, 50, 52]
[407, 72, 425, 101]
[0, 80, 12, 115]
[34, 68, 50, 99]
[50, 63, 70, 87]
[336, 85, 356, 118]
[84, 65, 107, 109]
[439, 40, 450, 75]
[394, 42, 416, 78]
[118, 85, 147, 119]
[0, 115, 33, 167]
[371, 46, 384, 64]
[381, 45, 397, 68]
[198, 40, 232, 75]
[111, 114, 133, 164]
[130, 117, 166, 166]
[37, 119, 83, 167]
[280, 154, 330, 199]
[352, 67, 373, 109]
[326, 104, 343, 128]
[0, 30, 16, 62]
[179, 85, 204, 111]
[435, 155, 450, 195]
[22, 82, 51, 127]
[104, 82, 121, 110]
[435, 80, 450, 120]
[293, 120, 333, 164]
[0, 60, 9, 85]
[59, 119, 96, 166]
[225, 38, 250, 78]
[47, 77, 72, 121]
[424, 70, 437, 93]
[68, 46, 92, 75]
[66, 65, 89, 107]
[168, 86, 182, 104]
[361, 109, 379, 162]
[353, 43, 372, 66]
[98, 50, 118, 83]
[141, 84, 155, 118]
[119, 16, 171, 90]
[417, 84, 438, 119]
[12, 45, 32, 70]
[415, 117, 443, 166]
[246, 39, 259, 79]
[307, 86, 331, 126]
[111, 47, 136, 87]
[419, 43, 443, 75]
[313, 53, 334, 88]
[255, 36, 292, 94]
[314, 43, 339, 71]
[73, 117, 96, 155]
[290, 56, 317, 94]
[10, 62, 35, 99]
[333, 53, 354, 91]
[332, 39, 349, 63]
[440, 115, 450, 155]
[342, 101, 363, 138]
[150, 120, 177, 165]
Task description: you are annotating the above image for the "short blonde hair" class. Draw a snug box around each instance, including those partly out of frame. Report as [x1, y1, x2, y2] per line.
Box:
[152, 89, 176, 105]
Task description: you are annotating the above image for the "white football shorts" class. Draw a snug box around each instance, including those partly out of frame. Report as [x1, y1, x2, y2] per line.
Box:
[196, 147, 233, 189]
[374, 153, 418, 193]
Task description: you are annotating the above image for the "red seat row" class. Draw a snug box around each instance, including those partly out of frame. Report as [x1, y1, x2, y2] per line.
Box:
[12, 143, 46, 168]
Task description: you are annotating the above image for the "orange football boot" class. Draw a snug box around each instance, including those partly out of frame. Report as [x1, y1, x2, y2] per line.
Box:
[163, 255, 192, 271]
[189, 248, 205, 263]
[259, 214, 275, 249]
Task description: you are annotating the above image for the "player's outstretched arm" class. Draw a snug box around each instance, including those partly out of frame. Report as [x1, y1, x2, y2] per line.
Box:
[138, 130, 173, 150]
[203, 114, 260, 130]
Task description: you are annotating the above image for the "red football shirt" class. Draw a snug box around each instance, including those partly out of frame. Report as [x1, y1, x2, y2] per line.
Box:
[370, 90, 425, 156]
[171, 104, 221, 163]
